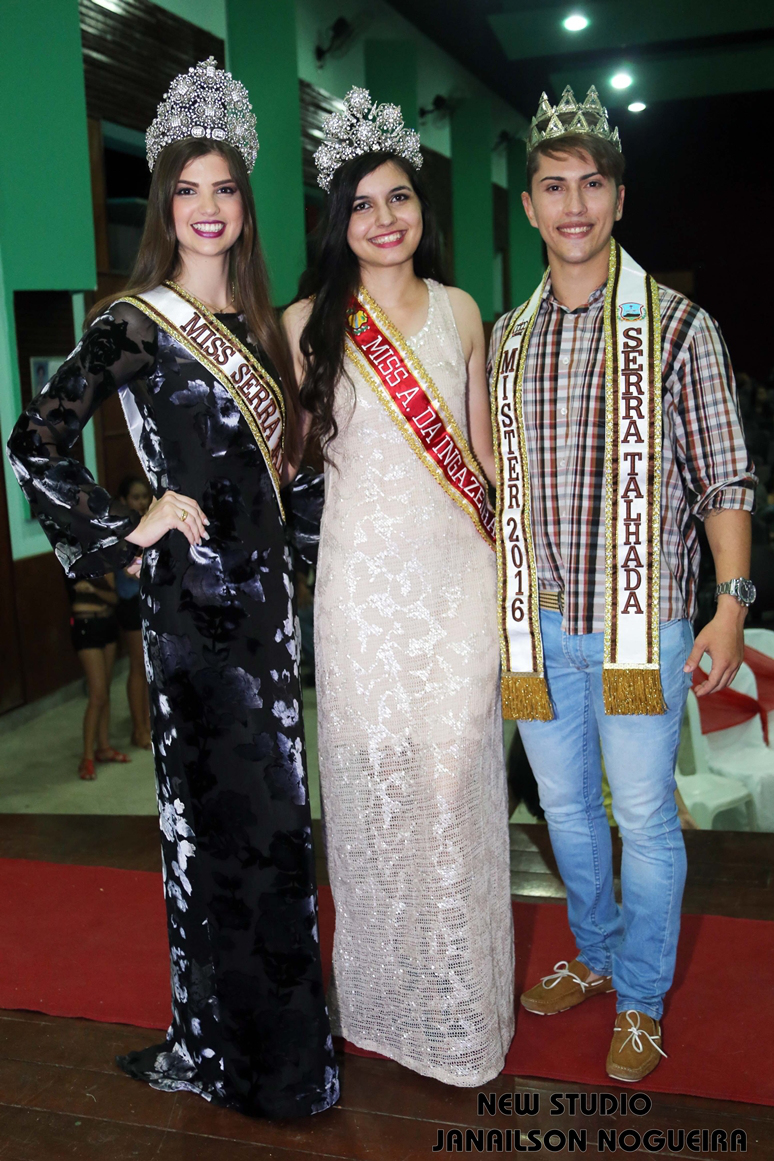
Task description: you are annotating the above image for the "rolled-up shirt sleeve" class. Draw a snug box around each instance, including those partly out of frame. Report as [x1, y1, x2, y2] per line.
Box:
[670, 308, 756, 520]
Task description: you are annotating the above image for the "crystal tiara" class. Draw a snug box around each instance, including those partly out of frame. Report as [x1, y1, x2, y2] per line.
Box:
[527, 85, 622, 154]
[314, 86, 423, 192]
[146, 57, 259, 173]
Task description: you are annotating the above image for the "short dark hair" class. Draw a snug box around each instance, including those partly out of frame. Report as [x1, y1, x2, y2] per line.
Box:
[526, 133, 625, 190]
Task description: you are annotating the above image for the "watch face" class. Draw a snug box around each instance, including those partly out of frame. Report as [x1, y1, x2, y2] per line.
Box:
[738, 579, 757, 605]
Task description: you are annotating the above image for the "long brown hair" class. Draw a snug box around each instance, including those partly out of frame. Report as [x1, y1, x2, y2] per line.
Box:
[87, 138, 300, 462]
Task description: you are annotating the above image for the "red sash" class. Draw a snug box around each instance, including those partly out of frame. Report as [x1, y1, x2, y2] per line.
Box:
[345, 290, 495, 549]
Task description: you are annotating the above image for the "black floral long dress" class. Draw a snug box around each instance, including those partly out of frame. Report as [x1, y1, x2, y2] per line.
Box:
[6, 302, 339, 1119]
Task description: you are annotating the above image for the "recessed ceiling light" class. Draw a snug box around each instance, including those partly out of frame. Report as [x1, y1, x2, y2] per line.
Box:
[628, 101, 646, 113]
[610, 72, 633, 90]
[563, 14, 589, 31]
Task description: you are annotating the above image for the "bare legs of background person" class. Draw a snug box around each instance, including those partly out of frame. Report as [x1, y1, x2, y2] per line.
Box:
[123, 628, 152, 748]
[77, 642, 130, 778]
[77, 642, 115, 778]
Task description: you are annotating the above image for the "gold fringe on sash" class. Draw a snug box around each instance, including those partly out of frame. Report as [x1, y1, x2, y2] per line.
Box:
[501, 673, 554, 722]
[602, 667, 666, 716]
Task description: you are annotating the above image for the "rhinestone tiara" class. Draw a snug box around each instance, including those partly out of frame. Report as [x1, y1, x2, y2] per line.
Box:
[527, 85, 621, 154]
[146, 57, 258, 173]
[314, 86, 423, 192]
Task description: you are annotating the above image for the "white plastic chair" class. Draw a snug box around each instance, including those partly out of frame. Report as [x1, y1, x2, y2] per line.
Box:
[675, 770, 756, 831]
[685, 667, 774, 830]
[744, 628, 774, 748]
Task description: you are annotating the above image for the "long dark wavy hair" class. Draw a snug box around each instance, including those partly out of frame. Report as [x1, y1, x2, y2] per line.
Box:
[87, 138, 300, 462]
[298, 151, 447, 454]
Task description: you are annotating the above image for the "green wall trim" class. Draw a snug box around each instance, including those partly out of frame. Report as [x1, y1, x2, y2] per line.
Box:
[451, 98, 495, 321]
[226, 0, 306, 306]
[507, 141, 545, 312]
[0, 0, 96, 293]
[102, 121, 147, 157]
[0, 244, 49, 560]
[364, 40, 419, 131]
[0, 0, 96, 561]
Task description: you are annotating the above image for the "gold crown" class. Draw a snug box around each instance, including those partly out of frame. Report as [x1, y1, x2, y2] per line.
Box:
[527, 85, 621, 153]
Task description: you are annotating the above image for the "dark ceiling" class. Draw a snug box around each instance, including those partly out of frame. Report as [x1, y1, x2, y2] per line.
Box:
[385, 0, 774, 377]
[387, 0, 774, 125]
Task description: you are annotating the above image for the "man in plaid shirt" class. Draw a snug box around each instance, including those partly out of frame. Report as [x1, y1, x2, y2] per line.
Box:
[489, 98, 755, 1081]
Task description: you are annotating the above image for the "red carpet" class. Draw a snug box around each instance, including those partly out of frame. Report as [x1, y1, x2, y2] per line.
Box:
[1, 857, 772, 1105]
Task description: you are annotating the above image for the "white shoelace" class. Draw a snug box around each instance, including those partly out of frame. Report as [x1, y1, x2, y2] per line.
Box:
[540, 960, 593, 991]
[617, 1010, 668, 1058]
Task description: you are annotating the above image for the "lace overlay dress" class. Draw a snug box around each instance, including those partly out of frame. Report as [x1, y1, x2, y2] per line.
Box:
[315, 280, 515, 1086]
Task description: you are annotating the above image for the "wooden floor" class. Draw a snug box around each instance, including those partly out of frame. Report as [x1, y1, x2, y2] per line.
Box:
[1, 815, 773, 1160]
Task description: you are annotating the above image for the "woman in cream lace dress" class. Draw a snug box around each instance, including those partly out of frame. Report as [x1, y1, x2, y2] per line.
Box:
[284, 138, 514, 1086]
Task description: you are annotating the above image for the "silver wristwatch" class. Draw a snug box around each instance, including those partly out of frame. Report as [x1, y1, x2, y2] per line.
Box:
[715, 577, 756, 607]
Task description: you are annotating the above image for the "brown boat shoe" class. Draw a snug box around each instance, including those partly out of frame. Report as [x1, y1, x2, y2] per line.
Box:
[606, 1010, 667, 1082]
[520, 958, 614, 1015]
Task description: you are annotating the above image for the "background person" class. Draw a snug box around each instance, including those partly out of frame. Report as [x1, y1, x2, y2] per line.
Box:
[66, 570, 128, 780]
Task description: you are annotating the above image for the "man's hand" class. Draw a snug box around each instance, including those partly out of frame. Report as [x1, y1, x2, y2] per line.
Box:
[683, 596, 746, 696]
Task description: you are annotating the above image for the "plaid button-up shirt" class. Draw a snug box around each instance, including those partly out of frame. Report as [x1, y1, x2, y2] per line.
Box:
[488, 277, 756, 635]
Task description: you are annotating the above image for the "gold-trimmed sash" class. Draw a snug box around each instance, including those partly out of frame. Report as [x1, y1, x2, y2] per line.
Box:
[601, 246, 665, 714]
[117, 282, 286, 515]
[491, 242, 665, 720]
[491, 274, 553, 721]
[345, 287, 495, 550]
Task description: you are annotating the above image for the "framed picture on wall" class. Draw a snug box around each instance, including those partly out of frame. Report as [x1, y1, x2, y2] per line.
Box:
[29, 356, 65, 396]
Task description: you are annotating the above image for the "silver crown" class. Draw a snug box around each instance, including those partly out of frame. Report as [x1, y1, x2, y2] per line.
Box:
[314, 86, 423, 191]
[146, 57, 258, 173]
[527, 85, 621, 154]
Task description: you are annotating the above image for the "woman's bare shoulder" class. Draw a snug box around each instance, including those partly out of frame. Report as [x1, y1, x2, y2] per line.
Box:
[443, 285, 482, 321]
[282, 297, 314, 339]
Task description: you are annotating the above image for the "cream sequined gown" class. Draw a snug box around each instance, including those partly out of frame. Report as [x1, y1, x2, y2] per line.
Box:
[315, 280, 514, 1086]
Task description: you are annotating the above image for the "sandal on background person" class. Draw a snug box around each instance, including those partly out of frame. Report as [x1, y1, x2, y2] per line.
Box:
[94, 748, 131, 764]
[78, 758, 96, 781]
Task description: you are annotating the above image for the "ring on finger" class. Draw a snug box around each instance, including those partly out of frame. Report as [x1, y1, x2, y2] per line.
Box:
[180, 509, 188, 522]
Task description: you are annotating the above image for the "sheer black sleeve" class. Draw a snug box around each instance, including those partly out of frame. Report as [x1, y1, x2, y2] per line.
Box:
[6, 302, 158, 577]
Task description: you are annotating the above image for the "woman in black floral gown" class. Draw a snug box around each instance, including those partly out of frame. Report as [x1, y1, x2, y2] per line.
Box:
[6, 61, 338, 1120]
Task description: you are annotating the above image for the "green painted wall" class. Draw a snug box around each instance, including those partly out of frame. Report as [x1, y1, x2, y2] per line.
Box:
[364, 41, 419, 131]
[0, 0, 97, 560]
[226, 0, 306, 306]
[507, 140, 545, 310]
[451, 98, 494, 321]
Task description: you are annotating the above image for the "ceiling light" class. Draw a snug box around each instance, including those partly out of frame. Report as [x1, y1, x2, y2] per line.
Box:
[562, 14, 589, 31]
[628, 101, 646, 112]
[610, 72, 633, 90]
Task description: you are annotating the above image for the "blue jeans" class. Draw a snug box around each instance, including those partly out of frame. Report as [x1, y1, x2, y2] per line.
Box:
[518, 611, 693, 1019]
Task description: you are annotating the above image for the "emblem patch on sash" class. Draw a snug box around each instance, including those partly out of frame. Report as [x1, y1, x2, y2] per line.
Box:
[619, 302, 645, 321]
[347, 308, 369, 335]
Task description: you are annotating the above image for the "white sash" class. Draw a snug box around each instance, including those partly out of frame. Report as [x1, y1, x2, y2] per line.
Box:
[491, 242, 665, 720]
[117, 282, 286, 515]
